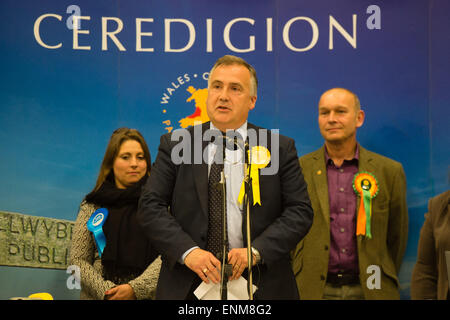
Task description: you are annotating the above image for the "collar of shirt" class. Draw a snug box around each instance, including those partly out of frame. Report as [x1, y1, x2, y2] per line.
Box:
[324, 143, 360, 167]
[208, 122, 248, 166]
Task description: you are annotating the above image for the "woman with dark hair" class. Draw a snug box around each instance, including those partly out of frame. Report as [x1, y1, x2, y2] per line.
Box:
[70, 128, 161, 300]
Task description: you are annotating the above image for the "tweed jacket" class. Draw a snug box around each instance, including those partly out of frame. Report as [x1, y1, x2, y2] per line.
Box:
[70, 201, 161, 300]
[411, 190, 450, 300]
[291, 145, 408, 299]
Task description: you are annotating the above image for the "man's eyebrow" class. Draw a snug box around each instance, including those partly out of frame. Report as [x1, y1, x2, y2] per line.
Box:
[319, 105, 347, 110]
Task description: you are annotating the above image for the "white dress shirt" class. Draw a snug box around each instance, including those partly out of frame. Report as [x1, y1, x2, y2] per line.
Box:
[180, 122, 247, 263]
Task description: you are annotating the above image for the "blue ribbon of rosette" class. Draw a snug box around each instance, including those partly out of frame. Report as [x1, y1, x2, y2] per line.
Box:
[86, 208, 109, 257]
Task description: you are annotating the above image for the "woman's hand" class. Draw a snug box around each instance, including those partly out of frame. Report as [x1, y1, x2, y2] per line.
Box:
[105, 284, 136, 300]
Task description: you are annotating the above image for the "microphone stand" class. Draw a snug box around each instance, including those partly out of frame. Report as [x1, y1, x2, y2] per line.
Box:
[219, 147, 232, 300]
[243, 142, 254, 300]
[218, 135, 253, 300]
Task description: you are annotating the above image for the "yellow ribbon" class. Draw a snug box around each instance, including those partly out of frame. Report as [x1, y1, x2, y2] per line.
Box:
[238, 146, 271, 206]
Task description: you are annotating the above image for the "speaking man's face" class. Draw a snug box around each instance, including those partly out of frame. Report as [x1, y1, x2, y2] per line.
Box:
[206, 64, 256, 132]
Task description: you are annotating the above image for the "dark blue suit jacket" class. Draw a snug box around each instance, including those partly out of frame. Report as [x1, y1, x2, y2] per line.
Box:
[138, 122, 313, 299]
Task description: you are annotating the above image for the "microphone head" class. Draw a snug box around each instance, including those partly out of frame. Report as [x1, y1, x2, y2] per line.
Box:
[209, 129, 246, 151]
[224, 131, 245, 151]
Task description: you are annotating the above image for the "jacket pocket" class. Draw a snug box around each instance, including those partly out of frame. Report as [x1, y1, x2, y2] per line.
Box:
[381, 263, 399, 288]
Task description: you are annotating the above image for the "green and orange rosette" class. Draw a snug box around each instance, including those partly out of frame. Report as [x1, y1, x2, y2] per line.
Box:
[353, 172, 379, 239]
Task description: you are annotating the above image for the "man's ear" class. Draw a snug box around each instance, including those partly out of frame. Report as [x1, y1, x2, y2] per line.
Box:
[356, 109, 365, 128]
[249, 95, 257, 110]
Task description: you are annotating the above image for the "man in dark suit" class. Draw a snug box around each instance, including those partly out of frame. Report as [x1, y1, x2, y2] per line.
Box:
[137, 55, 313, 299]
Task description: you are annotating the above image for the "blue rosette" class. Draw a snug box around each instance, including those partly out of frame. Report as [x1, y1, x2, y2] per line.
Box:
[86, 208, 109, 257]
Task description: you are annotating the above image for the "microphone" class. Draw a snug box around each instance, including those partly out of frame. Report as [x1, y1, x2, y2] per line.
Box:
[209, 129, 246, 152]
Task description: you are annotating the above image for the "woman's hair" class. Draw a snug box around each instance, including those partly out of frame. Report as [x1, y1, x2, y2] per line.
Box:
[91, 127, 151, 192]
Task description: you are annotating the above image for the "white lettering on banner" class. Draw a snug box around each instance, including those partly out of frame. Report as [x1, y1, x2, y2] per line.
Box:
[266, 18, 273, 52]
[282, 17, 319, 52]
[33, 14, 63, 49]
[136, 18, 154, 52]
[33, 6, 381, 52]
[72, 16, 91, 50]
[165, 19, 196, 52]
[206, 18, 213, 52]
[102, 17, 126, 51]
[160, 74, 192, 104]
[329, 14, 357, 49]
[223, 18, 255, 53]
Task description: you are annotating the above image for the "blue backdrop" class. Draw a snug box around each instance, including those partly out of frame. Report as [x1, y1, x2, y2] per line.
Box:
[0, 0, 448, 299]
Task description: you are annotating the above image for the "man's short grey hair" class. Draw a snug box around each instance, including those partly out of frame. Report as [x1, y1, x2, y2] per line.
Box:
[208, 55, 258, 97]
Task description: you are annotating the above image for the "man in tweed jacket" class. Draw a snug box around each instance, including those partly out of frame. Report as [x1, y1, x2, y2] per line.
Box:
[291, 88, 408, 299]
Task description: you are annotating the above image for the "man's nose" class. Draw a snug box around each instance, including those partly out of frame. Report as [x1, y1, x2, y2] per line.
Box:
[328, 111, 337, 122]
[218, 87, 229, 101]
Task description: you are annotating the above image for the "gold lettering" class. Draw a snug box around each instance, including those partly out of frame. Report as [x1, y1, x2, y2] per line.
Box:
[33, 14, 62, 49]
[73, 16, 91, 50]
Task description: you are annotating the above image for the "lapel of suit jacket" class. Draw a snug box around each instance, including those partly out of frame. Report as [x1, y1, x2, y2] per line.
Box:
[310, 146, 331, 229]
[357, 144, 376, 176]
[193, 121, 211, 218]
[356, 145, 377, 201]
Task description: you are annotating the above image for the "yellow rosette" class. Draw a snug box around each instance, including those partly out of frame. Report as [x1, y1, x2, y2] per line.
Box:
[238, 146, 271, 206]
[28, 292, 53, 300]
[353, 172, 379, 239]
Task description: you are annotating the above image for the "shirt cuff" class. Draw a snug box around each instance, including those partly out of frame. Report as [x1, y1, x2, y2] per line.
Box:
[179, 246, 200, 264]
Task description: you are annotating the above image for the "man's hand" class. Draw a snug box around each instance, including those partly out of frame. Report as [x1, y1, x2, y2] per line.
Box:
[184, 248, 221, 284]
[227, 248, 257, 280]
[104, 284, 136, 300]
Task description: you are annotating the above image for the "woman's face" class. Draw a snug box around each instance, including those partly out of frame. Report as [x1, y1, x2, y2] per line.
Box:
[113, 139, 147, 189]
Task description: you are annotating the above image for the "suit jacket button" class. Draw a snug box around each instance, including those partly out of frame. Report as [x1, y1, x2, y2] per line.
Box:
[324, 245, 329, 251]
